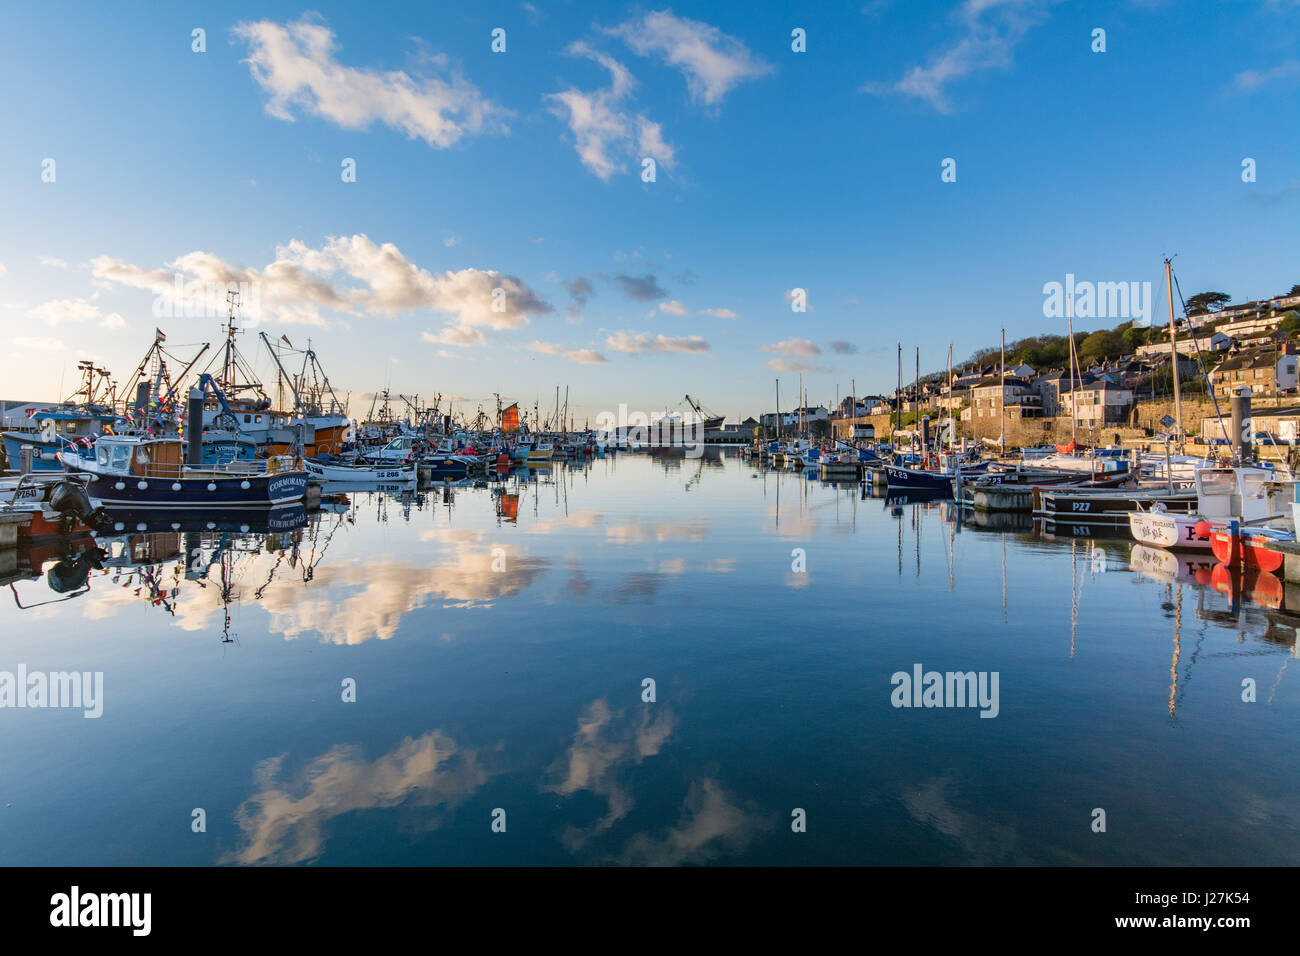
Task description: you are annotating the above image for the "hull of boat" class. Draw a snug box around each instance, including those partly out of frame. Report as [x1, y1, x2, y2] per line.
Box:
[882, 465, 953, 492]
[304, 459, 415, 483]
[78, 469, 308, 508]
[1210, 529, 1288, 572]
[1127, 511, 1212, 550]
[2, 435, 65, 471]
[423, 456, 474, 479]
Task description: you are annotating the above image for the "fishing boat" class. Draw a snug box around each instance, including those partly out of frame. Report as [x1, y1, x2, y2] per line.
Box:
[883, 453, 988, 492]
[303, 457, 416, 483]
[1042, 485, 1197, 529]
[423, 454, 477, 480]
[59, 435, 307, 508]
[2, 361, 124, 472]
[1129, 467, 1283, 552]
[1, 472, 102, 538]
[1210, 523, 1293, 572]
[881, 463, 955, 492]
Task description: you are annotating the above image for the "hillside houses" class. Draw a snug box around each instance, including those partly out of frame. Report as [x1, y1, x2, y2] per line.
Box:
[814, 285, 1300, 440]
[1209, 344, 1298, 398]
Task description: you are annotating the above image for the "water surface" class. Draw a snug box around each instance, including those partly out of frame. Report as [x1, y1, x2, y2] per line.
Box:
[2, 450, 1297, 865]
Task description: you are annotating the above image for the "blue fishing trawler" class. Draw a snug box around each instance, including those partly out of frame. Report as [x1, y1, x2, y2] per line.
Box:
[59, 435, 306, 508]
[3, 408, 124, 472]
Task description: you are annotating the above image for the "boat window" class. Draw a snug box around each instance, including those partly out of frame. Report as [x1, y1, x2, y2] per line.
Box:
[97, 445, 110, 466]
[111, 446, 131, 471]
[386, 438, 402, 450]
[244, 415, 251, 423]
[1240, 473, 1267, 499]
[255, 415, 263, 424]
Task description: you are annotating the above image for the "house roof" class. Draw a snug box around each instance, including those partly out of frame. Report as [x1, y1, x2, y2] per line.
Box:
[972, 375, 1031, 389]
[1215, 348, 1283, 373]
[1064, 379, 1132, 394]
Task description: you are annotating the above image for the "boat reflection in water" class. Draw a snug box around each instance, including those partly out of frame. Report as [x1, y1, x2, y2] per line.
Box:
[8, 504, 313, 637]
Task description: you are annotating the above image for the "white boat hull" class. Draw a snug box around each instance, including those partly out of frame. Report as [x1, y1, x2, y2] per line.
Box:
[1128, 510, 1212, 550]
[304, 459, 416, 483]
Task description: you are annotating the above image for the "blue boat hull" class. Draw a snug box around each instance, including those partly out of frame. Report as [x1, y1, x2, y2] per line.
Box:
[882, 465, 954, 492]
[76, 469, 308, 508]
[2, 434, 65, 471]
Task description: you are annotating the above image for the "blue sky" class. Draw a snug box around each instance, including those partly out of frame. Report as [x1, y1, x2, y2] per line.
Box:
[1, 0, 1297, 423]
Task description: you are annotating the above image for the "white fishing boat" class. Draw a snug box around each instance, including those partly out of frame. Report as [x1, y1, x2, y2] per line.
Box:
[1128, 466, 1282, 551]
[303, 458, 416, 483]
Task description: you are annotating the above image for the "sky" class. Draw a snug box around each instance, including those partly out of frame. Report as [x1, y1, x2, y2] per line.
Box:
[1, 0, 1297, 424]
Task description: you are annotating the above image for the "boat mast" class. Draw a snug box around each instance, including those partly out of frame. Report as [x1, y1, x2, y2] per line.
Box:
[896, 343, 902, 436]
[914, 346, 920, 455]
[222, 290, 239, 394]
[775, 379, 781, 441]
[947, 343, 953, 452]
[1000, 328, 1006, 454]
[1067, 287, 1077, 448]
[1165, 257, 1183, 454]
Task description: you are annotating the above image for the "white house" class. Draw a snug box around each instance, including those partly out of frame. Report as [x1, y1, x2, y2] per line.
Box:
[1061, 380, 1134, 428]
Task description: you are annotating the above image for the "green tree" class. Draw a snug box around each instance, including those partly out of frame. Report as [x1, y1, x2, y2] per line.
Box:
[1121, 325, 1147, 353]
[1185, 291, 1231, 314]
[1077, 330, 1123, 366]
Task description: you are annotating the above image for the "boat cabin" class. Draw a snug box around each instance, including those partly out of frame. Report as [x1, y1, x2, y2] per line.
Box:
[1194, 467, 1292, 523]
[90, 437, 186, 478]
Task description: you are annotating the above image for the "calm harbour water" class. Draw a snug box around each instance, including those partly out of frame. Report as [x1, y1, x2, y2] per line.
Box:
[2, 448, 1299, 866]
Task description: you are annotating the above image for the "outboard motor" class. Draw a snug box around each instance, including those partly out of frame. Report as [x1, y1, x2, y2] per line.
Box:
[49, 480, 103, 526]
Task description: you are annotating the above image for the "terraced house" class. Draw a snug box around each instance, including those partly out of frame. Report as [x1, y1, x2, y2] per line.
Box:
[1211, 345, 1299, 398]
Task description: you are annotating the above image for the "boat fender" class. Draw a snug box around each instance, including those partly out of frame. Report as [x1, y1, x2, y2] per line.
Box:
[1194, 520, 1213, 538]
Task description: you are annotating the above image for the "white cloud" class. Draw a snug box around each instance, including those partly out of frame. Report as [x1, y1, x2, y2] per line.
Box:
[14, 336, 64, 351]
[442, 235, 461, 247]
[658, 299, 687, 315]
[29, 296, 126, 331]
[1229, 59, 1300, 94]
[422, 327, 486, 347]
[31, 297, 101, 325]
[699, 307, 737, 319]
[232, 15, 507, 148]
[527, 341, 609, 364]
[861, 0, 1049, 114]
[546, 42, 676, 180]
[762, 337, 821, 357]
[92, 234, 552, 340]
[606, 331, 710, 353]
[38, 256, 68, 269]
[766, 358, 825, 374]
[610, 10, 772, 106]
